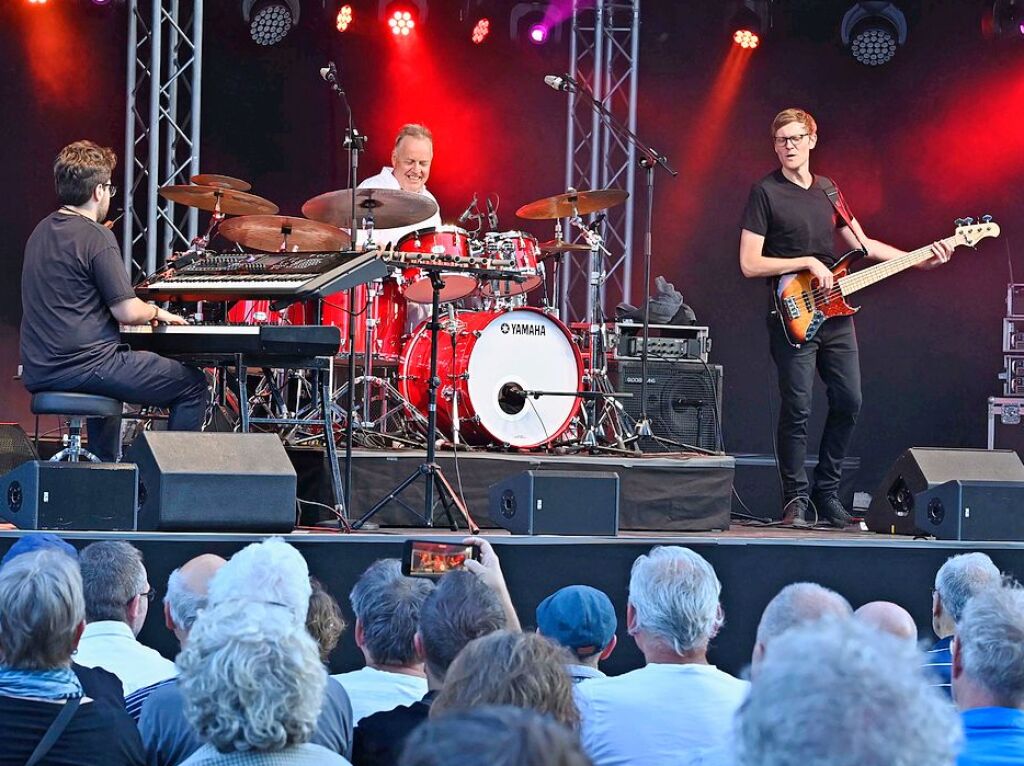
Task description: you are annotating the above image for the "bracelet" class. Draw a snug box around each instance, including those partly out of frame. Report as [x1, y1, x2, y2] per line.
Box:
[150, 305, 160, 322]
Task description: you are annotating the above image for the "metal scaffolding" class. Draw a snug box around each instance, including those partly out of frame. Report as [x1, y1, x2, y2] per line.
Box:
[560, 0, 640, 324]
[123, 0, 204, 281]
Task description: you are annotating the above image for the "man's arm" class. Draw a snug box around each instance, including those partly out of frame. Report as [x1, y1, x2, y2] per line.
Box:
[462, 536, 520, 631]
[110, 298, 187, 326]
[739, 229, 837, 289]
[841, 219, 952, 269]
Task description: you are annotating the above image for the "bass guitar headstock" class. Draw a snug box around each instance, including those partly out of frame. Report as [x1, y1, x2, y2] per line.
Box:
[954, 215, 1001, 248]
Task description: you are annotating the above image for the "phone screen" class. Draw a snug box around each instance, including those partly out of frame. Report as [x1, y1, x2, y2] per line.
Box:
[407, 541, 476, 578]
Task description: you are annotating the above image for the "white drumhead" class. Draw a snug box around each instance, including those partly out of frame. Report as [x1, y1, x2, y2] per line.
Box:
[466, 310, 580, 447]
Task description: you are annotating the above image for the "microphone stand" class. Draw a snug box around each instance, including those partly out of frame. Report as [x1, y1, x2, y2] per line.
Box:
[559, 74, 677, 443]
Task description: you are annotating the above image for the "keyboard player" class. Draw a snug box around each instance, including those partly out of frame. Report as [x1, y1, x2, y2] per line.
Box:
[19, 140, 208, 461]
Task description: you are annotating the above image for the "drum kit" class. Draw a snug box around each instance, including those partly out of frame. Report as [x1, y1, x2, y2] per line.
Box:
[156, 174, 635, 455]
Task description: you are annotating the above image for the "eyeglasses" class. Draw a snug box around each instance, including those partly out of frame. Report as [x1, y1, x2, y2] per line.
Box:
[136, 587, 157, 604]
[774, 134, 810, 148]
[101, 182, 118, 198]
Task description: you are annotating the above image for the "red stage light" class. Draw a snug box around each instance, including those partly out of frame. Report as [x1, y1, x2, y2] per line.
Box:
[732, 28, 760, 48]
[28, 0, 48, 5]
[336, 4, 353, 32]
[528, 23, 548, 44]
[388, 9, 416, 36]
[472, 17, 490, 44]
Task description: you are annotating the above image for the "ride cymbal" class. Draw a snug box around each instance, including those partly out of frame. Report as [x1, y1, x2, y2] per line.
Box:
[301, 188, 439, 230]
[158, 185, 279, 216]
[218, 215, 351, 252]
[515, 188, 628, 220]
[537, 239, 592, 255]
[189, 174, 252, 191]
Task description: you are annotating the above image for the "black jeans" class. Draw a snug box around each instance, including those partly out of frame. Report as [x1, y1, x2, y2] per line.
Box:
[768, 314, 862, 503]
[71, 348, 208, 461]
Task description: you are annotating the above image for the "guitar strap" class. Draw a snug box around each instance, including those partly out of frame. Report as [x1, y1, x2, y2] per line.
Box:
[816, 175, 867, 254]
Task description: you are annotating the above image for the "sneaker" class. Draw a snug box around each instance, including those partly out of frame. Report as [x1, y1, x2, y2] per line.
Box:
[782, 497, 813, 528]
[814, 495, 854, 528]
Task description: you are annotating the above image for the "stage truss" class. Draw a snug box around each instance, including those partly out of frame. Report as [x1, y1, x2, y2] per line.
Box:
[561, 0, 640, 324]
[123, 0, 204, 282]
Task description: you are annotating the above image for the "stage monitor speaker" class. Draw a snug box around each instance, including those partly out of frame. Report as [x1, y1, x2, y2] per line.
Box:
[125, 432, 296, 532]
[0, 423, 38, 476]
[915, 480, 1024, 541]
[0, 461, 138, 530]
[866, 447, 1024, 535]
[488, 470, 619, 535]
[609, 358, 722, 452]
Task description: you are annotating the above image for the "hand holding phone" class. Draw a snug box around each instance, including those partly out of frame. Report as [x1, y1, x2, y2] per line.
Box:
[401, 540, 481, 579]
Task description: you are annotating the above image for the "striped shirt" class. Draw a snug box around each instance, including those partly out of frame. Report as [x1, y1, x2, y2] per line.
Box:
[923, 635, 953, 697]
[125, 677, 177, 722]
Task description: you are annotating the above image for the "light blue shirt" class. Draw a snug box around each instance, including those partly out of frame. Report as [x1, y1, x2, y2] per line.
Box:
[958, 707, 1024, 765]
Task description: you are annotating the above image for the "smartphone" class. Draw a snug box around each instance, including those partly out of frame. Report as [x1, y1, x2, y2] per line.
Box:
[401, 540, 480, 579]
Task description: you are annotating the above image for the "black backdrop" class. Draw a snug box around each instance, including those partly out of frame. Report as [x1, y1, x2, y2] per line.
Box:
[2, 0, 1023, 499]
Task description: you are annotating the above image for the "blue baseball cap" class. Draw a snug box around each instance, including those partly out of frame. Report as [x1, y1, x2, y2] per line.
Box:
[1, 533, 78, 567]
[536, 585, 617, 658]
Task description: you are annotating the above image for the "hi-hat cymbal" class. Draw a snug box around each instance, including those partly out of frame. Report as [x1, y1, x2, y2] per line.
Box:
[538, 239, 592, 255]
[302, 188, 439, 230]
[190, 174, 252, 191]
[516, 188, 628, 220]
[218, 215, 351, 252]
[158, 185, 279, 216]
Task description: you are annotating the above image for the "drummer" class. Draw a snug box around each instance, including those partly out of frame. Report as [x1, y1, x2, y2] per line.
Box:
[357, 123, 442, 248]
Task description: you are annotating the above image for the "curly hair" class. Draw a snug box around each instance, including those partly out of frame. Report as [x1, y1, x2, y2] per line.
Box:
[178, 601, 327, 753]
[430, 631, 578, 729]
[307, 576, 347, 662]
[54, 140, 116, 206]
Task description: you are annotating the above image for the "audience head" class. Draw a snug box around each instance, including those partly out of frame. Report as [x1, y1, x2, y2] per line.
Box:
[627, 546, 722, 659]
[307, 576, 347, 663]
[536, 585, 617, 667]
[178, 600, 326, 754]
[933, 552, 1001, 638]
[752, 582, 851, 675]
[164, 554, 226, 646]
[736, 617, 961, 766]
[431, 630, 578, 728]
[208, 537, 311, 626]
[399, 705, 591, 766]
[417, 569, 506, 683]
[952, 581, 1024, 710]
[79, 540, 150, 635]
[0, 548, 84, 670]
[350, 558, 434, 667]
[1, 532, 78, 567]
[855, 601, 918, 642]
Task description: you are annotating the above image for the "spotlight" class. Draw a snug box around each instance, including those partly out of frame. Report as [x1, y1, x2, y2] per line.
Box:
[509, 3, 563, 44]
[378, 1, 427, 37]
[528, 23, 548, 44]
[733, 29, 760, 49]
[727, 1, 768, 49]
[992, 0, 1024, 39]
[841, 2, 907, 66]
[241, 0, 301, 46]
[388, 9, 415, 36]
[471, 17, 490, 44]
[27, 0, 48, 5]
[336, 4, 353, 32]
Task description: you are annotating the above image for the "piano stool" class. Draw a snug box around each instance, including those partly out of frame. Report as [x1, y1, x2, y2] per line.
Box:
[30, 392, 122, 463]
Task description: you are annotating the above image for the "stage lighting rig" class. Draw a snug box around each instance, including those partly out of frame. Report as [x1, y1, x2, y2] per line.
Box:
[336, 4, 354, 32]
[841, 2, 907, 66]
[242, 0, 300, 46]
[378, 0, 428, 36]
[727, 1, 770, 49]
[991, 0, 1024, 39]
[509, 2, 562, 45]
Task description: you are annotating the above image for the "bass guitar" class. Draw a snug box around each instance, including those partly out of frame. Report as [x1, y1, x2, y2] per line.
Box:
[773, 217, 1000, 347]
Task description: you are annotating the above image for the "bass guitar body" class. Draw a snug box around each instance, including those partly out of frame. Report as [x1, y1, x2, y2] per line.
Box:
[773, 249, 863, 347]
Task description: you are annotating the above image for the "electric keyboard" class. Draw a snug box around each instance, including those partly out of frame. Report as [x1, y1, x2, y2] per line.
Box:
[121, 324, 342, 359]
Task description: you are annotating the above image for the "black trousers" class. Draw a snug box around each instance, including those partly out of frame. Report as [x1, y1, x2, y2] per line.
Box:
[60, 348, 208, 462]
[768, 314, 862, 503]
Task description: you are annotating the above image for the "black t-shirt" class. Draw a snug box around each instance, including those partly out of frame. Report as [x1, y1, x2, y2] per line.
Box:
[0, 694, 144, 765]
[73, 662, 125, 708]
[351, 692, 435, 766]
[20, 212, 136, 390]
[740, 170, 852, 268]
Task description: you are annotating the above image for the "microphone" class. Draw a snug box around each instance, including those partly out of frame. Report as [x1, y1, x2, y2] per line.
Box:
[319, 62, 338, 83]
[486, 198, 499, 231]
[544, 74, 577, 93]
[456, 194, 478, 227]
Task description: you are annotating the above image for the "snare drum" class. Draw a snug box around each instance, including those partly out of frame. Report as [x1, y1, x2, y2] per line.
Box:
[291, 279, 407, 360]
[480, 231, 542, 297]
[396, 225, 480, 304]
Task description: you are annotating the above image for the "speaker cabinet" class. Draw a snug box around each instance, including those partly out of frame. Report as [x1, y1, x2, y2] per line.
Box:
[609, 359, 722, 452]
[489, 470, 619, 535]
[0, 461, 138, 530]
[0, 423, 38, 476]
[866, 447, 1024, 535]
[124, 432, 296, 532]
[915, 480, 1024, 541]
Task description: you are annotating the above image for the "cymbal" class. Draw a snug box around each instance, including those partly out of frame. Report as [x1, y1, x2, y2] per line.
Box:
[158, 185, 279, 216]
[516, 188, 628, 220]
[538, 239, 591, 255]
[189, 174, 252, 191]
[218, 215, 351, 252]
[302, 188, 439, 230]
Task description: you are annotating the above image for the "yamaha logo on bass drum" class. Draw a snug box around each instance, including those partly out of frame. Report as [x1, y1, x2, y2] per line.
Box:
[499, 322, 547, 337]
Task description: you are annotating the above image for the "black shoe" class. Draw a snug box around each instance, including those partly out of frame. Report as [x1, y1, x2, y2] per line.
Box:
[814, 495, 854, 528]
[782, 497, 813, 528]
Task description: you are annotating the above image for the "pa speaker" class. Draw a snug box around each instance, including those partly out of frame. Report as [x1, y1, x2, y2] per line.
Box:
[866, 447, 1024, 535]
[915, 480, 1024, 541]
[0, 461, 138, 530]
[0, 424, 38, 475]
[488, 470, 619, 535]
[124, 432, 296, 532]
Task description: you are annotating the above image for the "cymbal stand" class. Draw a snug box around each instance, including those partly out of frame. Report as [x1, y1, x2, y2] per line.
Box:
[352, 269, 479, 533]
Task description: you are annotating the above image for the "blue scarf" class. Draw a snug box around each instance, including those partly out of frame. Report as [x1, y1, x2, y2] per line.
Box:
[0, 665, 84, 700]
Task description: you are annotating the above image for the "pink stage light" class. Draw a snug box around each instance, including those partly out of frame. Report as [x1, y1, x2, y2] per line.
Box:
[528, 23, 548, 44]
[472, 17, 490, 44]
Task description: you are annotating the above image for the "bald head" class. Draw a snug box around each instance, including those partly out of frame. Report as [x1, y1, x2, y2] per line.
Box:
[753, 583, 852, 677]
[855, 601, 918, 642]
[165, 554, 226, 644]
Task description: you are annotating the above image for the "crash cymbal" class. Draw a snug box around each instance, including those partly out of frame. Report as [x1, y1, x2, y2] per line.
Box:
[158, 185, 279, 216]
[301, 188, 439, 230]
[515, 188, 628, 220]
[538, 239, 592, 255]
[189, 173, 252, 191]
[218, 215, 350, 252]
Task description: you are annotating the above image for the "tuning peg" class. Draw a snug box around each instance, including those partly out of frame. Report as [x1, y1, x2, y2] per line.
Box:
[964, 217, 975, 225]
[954, 218, 966, 227]
[982, 215, 993, 224]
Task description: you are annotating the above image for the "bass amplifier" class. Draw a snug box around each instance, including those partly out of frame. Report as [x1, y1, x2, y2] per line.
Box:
[609, 358, 723, 452]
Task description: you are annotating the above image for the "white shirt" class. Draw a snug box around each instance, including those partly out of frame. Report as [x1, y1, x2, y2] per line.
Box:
[356, 166, 442, 249]
[575, 662, 749, 766]
[74, 620, 178, 696]
[330, 666, 428, 724]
